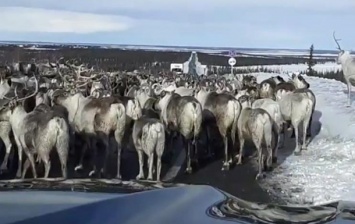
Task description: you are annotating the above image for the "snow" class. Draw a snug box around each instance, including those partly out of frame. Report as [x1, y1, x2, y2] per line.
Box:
[238, 62, 342, 74]
[254, 72, 355, 205]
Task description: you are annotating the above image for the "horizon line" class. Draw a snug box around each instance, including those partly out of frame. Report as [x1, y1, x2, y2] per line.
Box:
[0, 39, 338, 52]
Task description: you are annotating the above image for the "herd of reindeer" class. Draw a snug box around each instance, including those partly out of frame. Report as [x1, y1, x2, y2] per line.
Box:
[0, 57, 316, 183]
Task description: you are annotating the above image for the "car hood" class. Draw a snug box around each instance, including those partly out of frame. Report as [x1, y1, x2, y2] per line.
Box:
[1, 185, 355, 224]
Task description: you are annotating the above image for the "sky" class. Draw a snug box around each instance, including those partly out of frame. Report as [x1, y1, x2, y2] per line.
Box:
[0, 0, 354, 50]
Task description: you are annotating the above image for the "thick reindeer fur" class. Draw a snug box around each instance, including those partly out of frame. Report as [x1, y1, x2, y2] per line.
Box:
[133, 117, 165, 181]
[113, 95, 142, 123]
[1, 103, 69, 179]
[158, 92, 202, 173]
[195, 90, 241, 170]
[252, 98, 284, 162]
[237, 95, 274, 180]
[53, 92, 126, 179]
[258, 76, 284, 99]
[275, 90, 314, 155]
[336, 51, 355, 106]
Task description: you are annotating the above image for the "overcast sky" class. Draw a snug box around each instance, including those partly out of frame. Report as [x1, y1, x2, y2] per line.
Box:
[0, 0, 354, 50]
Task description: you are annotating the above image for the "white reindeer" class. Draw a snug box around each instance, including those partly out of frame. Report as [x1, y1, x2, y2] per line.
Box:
[333, 32, 355, 107]
[237, 95, 274, 180]
[275, 88, 314, 155]
[132, 116, 165, 182]
[252, 98, 284, 163]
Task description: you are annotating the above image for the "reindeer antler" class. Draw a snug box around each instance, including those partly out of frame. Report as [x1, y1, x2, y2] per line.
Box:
[14, 75, 39, 101]
[333, 31, 342, 51]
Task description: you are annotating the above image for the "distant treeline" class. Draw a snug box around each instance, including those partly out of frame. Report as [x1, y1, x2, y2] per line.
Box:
[0, 45, 333, 72]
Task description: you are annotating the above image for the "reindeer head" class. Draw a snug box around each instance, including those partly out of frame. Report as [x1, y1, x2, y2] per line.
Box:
[273, 75, 285, 84]
[333, 31, 351, 64]
[292, 74, 310, 89]
[238, 95, 251, 109]
[1, 75, 39, 116]
[126, 97, 142, 120]
[51, 89, 76, 107]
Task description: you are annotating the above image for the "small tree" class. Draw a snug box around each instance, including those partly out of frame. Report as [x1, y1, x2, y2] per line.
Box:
[307, 44, 316, 76]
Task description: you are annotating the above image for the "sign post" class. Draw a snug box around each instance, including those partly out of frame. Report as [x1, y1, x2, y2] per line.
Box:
[228, 57, 236, 75]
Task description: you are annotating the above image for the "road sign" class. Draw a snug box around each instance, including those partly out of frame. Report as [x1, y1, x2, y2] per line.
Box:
[228, 57, 236, 66]
[228, 50, 237, 57]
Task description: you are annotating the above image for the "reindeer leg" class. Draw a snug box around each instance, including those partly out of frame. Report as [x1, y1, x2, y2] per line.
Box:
[14, 135, 23, 178]
[155, 128, 165, 182]
[100, 135, 110, 178]
[115, 129, 125, 180]
[205, 126, 214, 158]
[272, 128, 280, 164]
[306, 113, 313, 138]
[75, 137, 88, 171]
[55, 129, 69, 180]
[0, 137, 12, 171]
[22, 158, 30, 179]
[222, 135, 230, 170]
[136, 150, 145, 180]
[24, 150, 37, 179]
[236, 133, 244, 165]
[279, 123, 287, 149]
[302, 116, 311, 151]
[40, 153, 51, 179]
[185, 138, 192, 174]
[89, 138, 98, 177]
[293, 122, 301, 155]
[147, 153, 154, 180]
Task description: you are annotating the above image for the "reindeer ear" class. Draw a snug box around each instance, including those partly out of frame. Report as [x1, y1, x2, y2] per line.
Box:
[292, 73, 296, 79]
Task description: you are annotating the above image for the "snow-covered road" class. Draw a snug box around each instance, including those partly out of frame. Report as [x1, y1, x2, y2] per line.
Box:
[255, 73, 355, 205]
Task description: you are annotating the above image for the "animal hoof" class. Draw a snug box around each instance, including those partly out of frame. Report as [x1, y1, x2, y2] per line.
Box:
[74, 165, 83, 171]
[116, 175, 122, 180]
[136, 175, 144, 180]
[255, 173, 265, 180]
[265, 166, 273, 172]
[272, 157, 278, 164]
[16, 172, 21, 178]
[294, 151, 301, 156]
[302, 147, 308, 151]
[88, 170, 96, 177]
[221, 163, 230, 171]
[147, 177, 153, 181]
[185, 167, 192, 174]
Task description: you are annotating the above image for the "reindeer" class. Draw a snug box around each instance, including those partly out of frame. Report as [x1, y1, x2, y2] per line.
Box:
[195, 88, 241, 170]
[52, 90, 127, 179]
[259, 75, 285, 100]
[237, 95, 274, 180]
[333, 31, 355, 107]
[132, 111, 165, 182]
[157, 91, 202, 173]
[0, 76, 69, 179]
[252, 98, 284, 163]
[275, 84, 314, 155]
